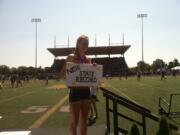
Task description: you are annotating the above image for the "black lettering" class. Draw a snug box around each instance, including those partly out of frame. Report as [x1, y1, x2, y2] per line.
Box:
[76, 76, 79, 81]
[69, 65, 80, 74]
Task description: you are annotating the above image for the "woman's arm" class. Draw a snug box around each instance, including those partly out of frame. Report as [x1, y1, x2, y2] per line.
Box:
[59, 54, 74, 79]
[88, 57, 92, 64]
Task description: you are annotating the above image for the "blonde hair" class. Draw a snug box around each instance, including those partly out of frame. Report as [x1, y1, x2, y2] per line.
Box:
[74, 35, 89, 55]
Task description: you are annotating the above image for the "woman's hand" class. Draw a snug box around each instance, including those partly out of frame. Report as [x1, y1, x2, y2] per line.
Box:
[59, 72, 65, 79]
[93, 63, 97, 66]
[59, 54, 74, 79]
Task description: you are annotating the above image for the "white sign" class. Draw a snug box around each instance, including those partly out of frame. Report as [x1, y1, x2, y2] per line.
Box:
[66, 62, 103, 87]
[0, 131, 31, 135]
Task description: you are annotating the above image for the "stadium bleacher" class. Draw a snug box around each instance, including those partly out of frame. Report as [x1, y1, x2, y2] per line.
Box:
[50, 57, 128, 76]
[47, 45, 130, 77]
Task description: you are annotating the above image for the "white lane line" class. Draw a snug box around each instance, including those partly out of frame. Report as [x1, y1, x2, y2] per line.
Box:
[29, 94, 68, 129]
[0, 90, 42, 104]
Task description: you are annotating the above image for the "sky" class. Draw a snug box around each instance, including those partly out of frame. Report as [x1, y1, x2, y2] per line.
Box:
[0, 0, 180, 68]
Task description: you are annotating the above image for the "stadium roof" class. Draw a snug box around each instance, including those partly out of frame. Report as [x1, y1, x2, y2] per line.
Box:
[47, 45, 130, 57]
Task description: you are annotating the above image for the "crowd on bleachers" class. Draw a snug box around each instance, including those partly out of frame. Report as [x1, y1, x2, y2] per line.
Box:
[91, 57, 128, 76]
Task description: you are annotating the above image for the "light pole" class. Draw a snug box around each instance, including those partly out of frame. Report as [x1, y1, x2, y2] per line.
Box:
[31, 18, 41, 68]
[137, 14, 147, 62]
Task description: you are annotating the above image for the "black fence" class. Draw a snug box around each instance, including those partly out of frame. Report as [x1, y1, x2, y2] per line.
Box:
[159, 93, 180, 117]
[100, 87, 178, 135]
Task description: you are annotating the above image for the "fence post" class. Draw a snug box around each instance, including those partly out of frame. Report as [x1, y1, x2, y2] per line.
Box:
[106, 97, 110, 133]
[113, 98, 118, 135]
[142, 115, 146, 135]
[168, 94, 173, 116]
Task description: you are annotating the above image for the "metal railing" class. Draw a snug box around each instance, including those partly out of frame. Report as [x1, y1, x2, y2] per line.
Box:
[159, 93, 180, 117]
[100, 87, 178, 135]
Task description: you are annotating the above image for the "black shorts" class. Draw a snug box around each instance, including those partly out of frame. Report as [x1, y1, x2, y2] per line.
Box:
[69, 88, 90, 103]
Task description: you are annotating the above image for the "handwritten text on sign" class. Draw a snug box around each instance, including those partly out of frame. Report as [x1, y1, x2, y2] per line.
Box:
[66, 62, 103, 87]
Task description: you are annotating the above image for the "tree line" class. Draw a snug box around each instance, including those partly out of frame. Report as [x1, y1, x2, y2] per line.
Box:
[130, 58, 179, 74]
[0, 58, 179, 77]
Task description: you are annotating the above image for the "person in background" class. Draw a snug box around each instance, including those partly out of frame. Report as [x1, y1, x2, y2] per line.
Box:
[45, 76, 48, 85]
[10, 75, 15, 88]
[16, 75, 22, 88]
[0, 81, 3, 90]
[137, 71, 141, 81]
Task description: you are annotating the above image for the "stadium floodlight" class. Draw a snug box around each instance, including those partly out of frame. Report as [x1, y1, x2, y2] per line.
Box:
[137, 14, 147, 18]
[31, 18, 41, 68]
[137, 13, 148, 62]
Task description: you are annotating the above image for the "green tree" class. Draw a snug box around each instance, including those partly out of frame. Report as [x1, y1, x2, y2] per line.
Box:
[128, 123, 140, 135]
[156, 117, 171, 135]
[167, 59, 179, 70]
[26, 66, 36, 76]
[173, 59, 179, 67]
[168, 61, 174, 69]
[137, 61, 151, 72]
[151, 59, 166, 72]
[0, 65, 10, 74]
[10, 67, 17, 74]
[17, 66, 27, 75]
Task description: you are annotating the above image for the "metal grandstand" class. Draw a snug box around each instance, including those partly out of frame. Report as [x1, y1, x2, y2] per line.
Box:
[47, 45, 130, 57]
[47, 35, 131, 57]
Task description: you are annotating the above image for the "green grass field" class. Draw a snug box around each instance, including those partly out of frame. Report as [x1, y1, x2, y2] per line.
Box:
[0, 76, 180, 135]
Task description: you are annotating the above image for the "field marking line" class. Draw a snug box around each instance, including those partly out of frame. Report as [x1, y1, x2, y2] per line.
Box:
[132, 81, 180, 92]
[105, 82, 139, 105]
[28, 94, 68, 129]
[0, 90, 43, 104]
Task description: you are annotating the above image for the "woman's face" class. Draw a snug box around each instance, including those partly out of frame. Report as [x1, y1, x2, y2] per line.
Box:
[78, 38, 89, 54]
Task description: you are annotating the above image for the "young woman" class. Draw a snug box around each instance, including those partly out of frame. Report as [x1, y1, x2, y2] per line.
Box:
[60, 35, 91, 135]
